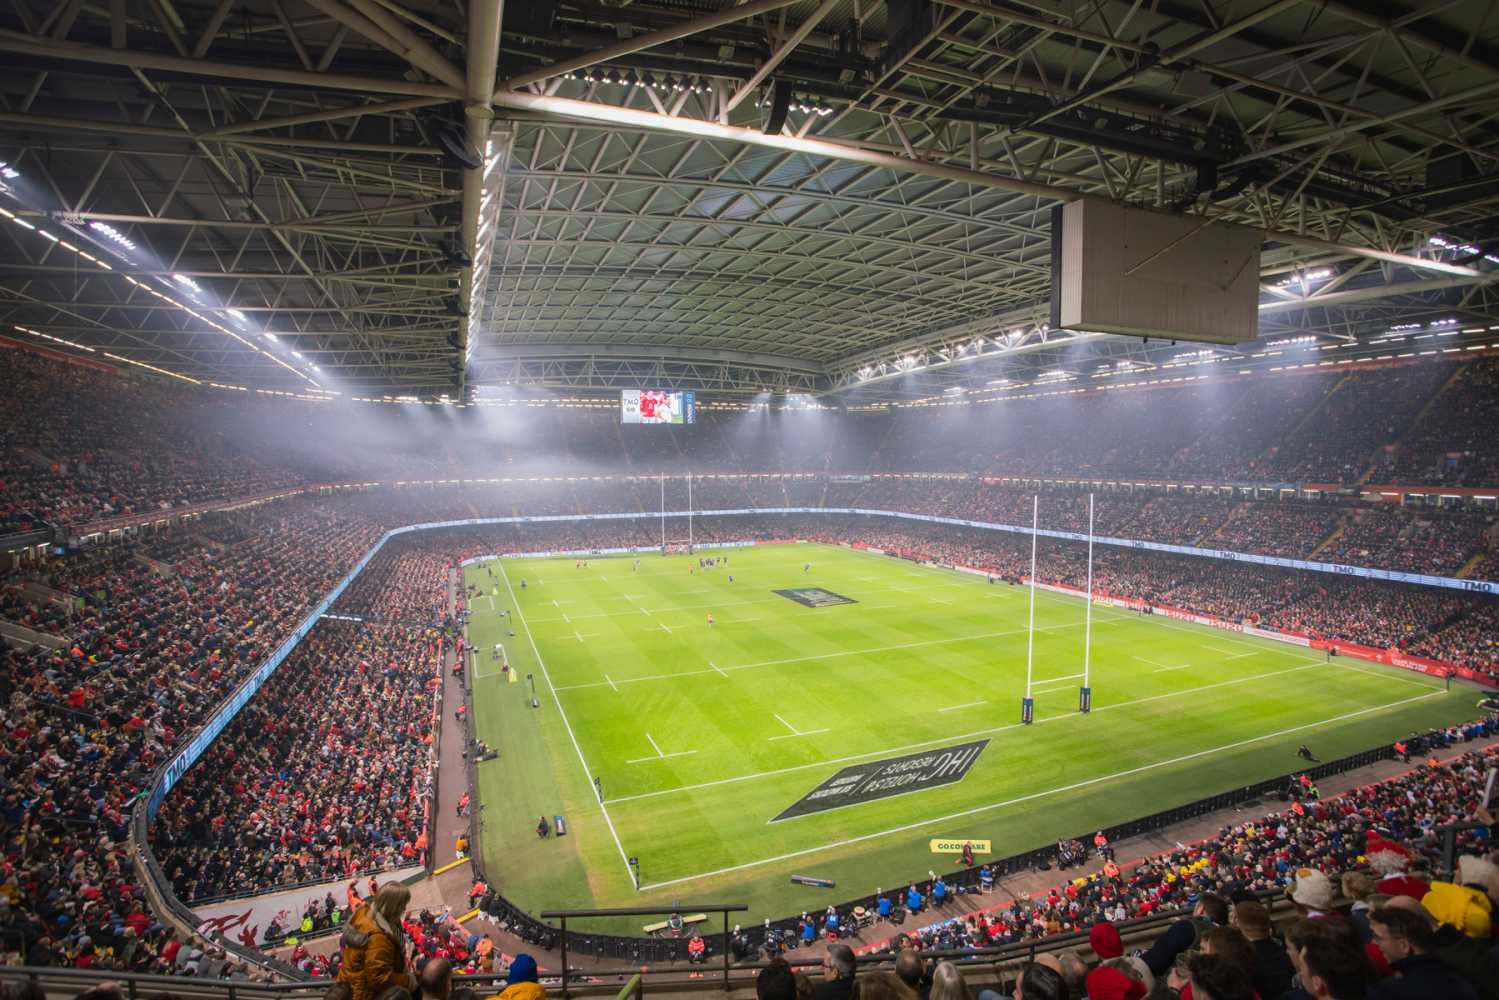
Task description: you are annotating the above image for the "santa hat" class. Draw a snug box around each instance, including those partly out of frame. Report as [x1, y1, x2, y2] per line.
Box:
[1364, 831, 1411, 876]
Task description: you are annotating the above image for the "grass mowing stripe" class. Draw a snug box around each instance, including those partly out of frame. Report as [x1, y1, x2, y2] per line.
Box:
[634, 689, 1442, 891]
[552, 615, 1133, 692]
[497, 560, 634, 881]
[605, 658, 1331, 805]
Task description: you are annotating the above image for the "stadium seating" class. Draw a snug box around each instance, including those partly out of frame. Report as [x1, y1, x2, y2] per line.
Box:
[4, 345, 1499, 983]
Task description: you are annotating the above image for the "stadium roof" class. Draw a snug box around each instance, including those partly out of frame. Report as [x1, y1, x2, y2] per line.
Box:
[0, 0, 1496, 401]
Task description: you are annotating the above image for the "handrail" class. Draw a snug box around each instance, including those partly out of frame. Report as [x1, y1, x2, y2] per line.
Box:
[540, 905, 749, 997]
[614, 973, 643, 1000]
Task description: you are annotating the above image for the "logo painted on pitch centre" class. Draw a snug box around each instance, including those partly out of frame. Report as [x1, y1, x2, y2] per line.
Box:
[773, 587, 857, 608]
[773, 739, 990, 822]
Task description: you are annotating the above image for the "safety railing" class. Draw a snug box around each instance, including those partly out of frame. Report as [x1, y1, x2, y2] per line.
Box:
[540, 905, 749, 997]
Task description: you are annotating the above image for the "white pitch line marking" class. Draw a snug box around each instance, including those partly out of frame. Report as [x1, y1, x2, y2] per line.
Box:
[626, 731, 697, 764]
[1132, 655, 1172, 669]
[636, 690, 1443, 888]
[769, 714, 830, 741]
[562, 610, 571, 623]
[558, 618, 1143, 692]
[606, 674, 618, 692]
[657, 622, 675, 634]
[937, 700, 988, 713]
[607, 659, 1332, 805]
[574, 630, 597, 643]
[1205, 644, 1241, 655]
[710, 661, 728, 678]
[627, 750, 698, 763]
[496, 562, 634, 884]
[1153, 664, 1193, 673]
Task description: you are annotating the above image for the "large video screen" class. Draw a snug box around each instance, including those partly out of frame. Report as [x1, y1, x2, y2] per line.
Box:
[621, 389, 695, 425]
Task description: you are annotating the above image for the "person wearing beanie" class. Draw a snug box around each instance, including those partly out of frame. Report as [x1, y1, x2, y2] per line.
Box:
[1287, 869, 1336, 916]
[1422, 882, 1493, 939]
[1089, 921, 1124, 961]
[484, 954, 545, 1000]
[1084, 965, 1146, 1000]
[1414, 885, 1499, 1000]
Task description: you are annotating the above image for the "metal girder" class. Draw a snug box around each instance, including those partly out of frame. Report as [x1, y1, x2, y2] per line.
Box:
[1, 0, 1497, 399]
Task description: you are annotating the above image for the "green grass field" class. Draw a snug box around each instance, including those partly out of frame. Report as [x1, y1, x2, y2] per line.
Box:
[465, 542, 1475, 927]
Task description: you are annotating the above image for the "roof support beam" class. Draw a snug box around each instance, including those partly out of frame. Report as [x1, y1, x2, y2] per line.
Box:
[492, 92, 1481, 280]
[723, 0, 841, 116]
[499, 0, 805, 94]
[0, 28, 462, 98]
[459, 1, 506, 383]
[1258, 274, 1499, 313]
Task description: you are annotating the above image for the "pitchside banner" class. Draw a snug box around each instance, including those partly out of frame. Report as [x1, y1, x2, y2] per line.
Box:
[773, 740, 989, 822]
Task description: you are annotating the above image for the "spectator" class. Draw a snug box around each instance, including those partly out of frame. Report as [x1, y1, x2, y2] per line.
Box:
[894, 948, 928, 1000]
[338, 884, 418, 1000]
[1084, 964, 1146, 1000]
[1142, 893, 1228, 976]
[1367, 905, 1478, 1000]
[1180, 952, 1254, 1000]
[1002, 962, 1064, 1000]
[486, 954, 545, 1000]
[1230, 900, 1294, 998]
[859, 971, 917, 1000]
[1297, 936, 1372, 1000]
[417, 957, 452, 1000]
[816, 944, 857, 1000]
[927, 961, 970, 1000]
[757, 958, 798, 1000]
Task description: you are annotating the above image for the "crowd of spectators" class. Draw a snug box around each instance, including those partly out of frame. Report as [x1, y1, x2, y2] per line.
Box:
[0, 498, 387, 971]
[6, 348, 1499, 541]
[0, 348, 305, 530]
[3, 338, 1499, 983]
[150, 620, 441, 901]
[856, 731, 1498, 1000]
[1382, 356, 1499, 487]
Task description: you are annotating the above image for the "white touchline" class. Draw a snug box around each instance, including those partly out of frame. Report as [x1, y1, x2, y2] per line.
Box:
[635, 690, 1443, 891]
[497, 562, 634, 882]
[605, 659, 1333, 805]
[937, 701, 988, 713]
